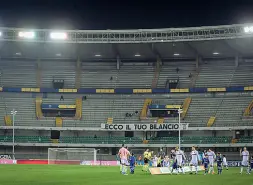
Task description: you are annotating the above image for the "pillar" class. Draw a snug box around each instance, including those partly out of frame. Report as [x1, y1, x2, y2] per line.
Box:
[196, 55, 202, 69]
[36, 58, 41, 87]
[235, 55, 239, 67]
[75, 57, 81, 89]
[116, 55, 121, 70]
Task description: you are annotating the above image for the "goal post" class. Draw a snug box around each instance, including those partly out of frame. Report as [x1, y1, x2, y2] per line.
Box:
[48, 148, 97, 165]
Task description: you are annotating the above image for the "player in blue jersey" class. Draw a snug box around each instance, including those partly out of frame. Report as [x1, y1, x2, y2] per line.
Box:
[129, 153, 136, 174]
[162, 156, 170, 168]
[249, 155, 253, 174]
[203, 154, 209, 175]
[216, 152, 223, 175]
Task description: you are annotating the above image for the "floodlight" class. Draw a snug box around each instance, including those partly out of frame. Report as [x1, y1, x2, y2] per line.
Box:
[135, 54, 141, 57]
[95, 54, 101, 57]
[19, 31, 35, 39]
[50, 32, 67, 40]
[56, 53, 62, 57]
[244, 27, 250, 33]
[0, 32, 2, 36]
[244, 26, 253, 33]
[213, 52, 219, 55]
[174, 53, 180, 56]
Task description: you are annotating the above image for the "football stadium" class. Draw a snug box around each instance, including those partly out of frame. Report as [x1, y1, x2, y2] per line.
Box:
[0, 24, 253, 185]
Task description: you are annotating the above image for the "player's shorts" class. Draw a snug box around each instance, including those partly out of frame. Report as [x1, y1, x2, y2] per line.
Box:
[190, 160, 198, 166]
[223, 162, 228, 166]
[177, 160, 183, 167]
[172, 161, 178, 169]
[144, 158, 149, 164]
[241, 160, 248, 166]
[121, 159, 128, 165]
[209, 160, 214, 167]
[251, 163, 253, 169]
[204, 163, 208, 169]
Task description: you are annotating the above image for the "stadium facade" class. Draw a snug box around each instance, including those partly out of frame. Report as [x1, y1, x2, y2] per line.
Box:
[0, 23, 253, 161]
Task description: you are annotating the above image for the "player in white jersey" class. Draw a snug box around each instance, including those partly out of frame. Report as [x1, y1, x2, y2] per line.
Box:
[190, 146, 200, 174]
[240, 147, 250, 174]
[222, 155, 228, 170]
[207, 149, 216, 174]
[175, 146, 186, 174]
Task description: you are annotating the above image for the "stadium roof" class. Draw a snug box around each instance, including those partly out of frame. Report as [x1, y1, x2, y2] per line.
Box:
[1, 23, 253, 60]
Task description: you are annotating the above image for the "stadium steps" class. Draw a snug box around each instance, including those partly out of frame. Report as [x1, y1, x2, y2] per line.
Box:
[35, 97, 43, 119]
[140, 99, 152, 120]
[181, 97, 191, 119]
[75, 98, 82, 120]
[243, 99, 253, 117]
[151, 59, 161, 88]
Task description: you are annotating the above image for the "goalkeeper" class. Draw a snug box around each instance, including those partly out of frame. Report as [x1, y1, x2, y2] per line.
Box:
[142, 149, 152, 172]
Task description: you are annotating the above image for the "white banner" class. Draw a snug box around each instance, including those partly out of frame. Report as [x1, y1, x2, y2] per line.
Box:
[149, 166, 204, 175]
[101, 123, 189, 131]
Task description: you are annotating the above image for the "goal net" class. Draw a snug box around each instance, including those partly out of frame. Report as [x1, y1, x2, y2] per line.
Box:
[48, 148, 97, 165]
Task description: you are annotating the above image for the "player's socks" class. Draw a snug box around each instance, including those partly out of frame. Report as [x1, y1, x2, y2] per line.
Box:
[142, 165, 145, 171]
[181, 167, 185, 174]
[240, 167, 243, 174]
[120, 165, 122, 172]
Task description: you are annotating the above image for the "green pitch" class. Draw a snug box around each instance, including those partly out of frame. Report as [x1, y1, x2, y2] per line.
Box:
[0, 165, 252, 185]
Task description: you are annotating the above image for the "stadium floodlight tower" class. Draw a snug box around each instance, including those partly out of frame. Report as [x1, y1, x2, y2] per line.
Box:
[178, 108, 183, 149]
[11, 109, 17, 159]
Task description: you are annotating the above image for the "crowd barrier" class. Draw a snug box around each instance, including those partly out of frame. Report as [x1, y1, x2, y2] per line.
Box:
[0, 86, 252, 94]
[0, 159, 243, 167]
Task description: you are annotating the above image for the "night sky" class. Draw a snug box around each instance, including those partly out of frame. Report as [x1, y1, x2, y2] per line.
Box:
[0, 0, 253, 30]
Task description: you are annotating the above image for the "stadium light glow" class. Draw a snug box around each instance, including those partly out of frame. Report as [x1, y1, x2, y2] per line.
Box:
[0, 32, 2, 36]
[213, 52, 219, 55]
[15, 52, 21, 56]
[95, 54, 101, 57]
[18, 31, 35, 39]
[135, 54, 141, 57]
[244, 26, 253, 33]
[174, 53, 180, 56]
[50, 32, 67, 40]
[56, 53, 62, 57]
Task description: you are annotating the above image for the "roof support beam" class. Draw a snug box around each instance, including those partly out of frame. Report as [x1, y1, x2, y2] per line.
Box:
[222, 40, 242, 57]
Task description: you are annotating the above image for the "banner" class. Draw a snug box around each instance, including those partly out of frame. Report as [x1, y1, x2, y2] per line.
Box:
[227, 161, 241, 167]
[0, 159, 16, 164]
[0, 155, 12, 159]
[80, 161, 119, 166]
[149, 166, 204, 175]
[101, 123, 189, 131]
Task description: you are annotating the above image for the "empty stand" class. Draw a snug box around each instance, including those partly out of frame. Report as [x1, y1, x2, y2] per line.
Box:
[195, 60, 235, 87]
[41, 60, 76, 88]
[157, 61, 195, 88]
[0, 60, 37, 87]
[230, 62, 253, 86]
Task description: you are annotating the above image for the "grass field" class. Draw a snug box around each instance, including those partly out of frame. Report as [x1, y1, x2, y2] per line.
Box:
[0, 165, 252, 185]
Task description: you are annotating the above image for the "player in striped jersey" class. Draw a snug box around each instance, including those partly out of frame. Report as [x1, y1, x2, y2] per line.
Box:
[190, 146, 200, 174]
[240, 147, 250, 174]
[207, 149, 216, 174]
